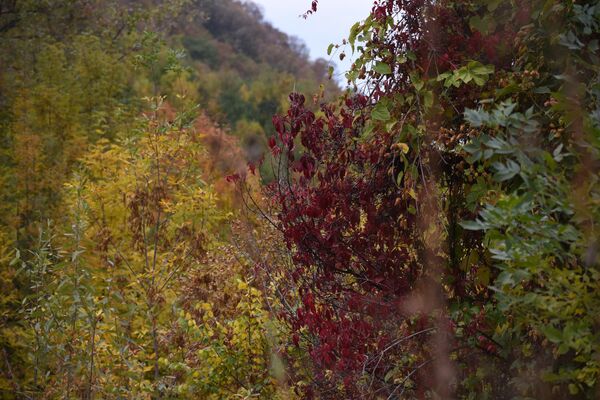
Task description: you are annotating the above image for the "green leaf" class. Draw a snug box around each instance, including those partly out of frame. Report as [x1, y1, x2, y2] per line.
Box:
[371, 102, 391, 121]
[464, 108, 486, 127]
[492, 160, 520, 181]
[476, 266, 490, 286]
[361, 122, 375, 138]
[348, 21, 361, 51]
[472, 64, 494, 75]
[327, 43, 335, 56]
[487, 0, 502, 11]
[9, 249, 20, 266]
[568, 384, 579, 395]
[533, 86, 551, 94]
[472, 75, 485, 86]
[436, 71, 451, 82]
[423, 91, 433, 109]
[396, 171, 404, 186]
[541, 325, 562, 344]
[460, 220, 486, 231]
[373, 62, 392, 75]
[412, 77, 424, 91]
[469, 15, 496, 34]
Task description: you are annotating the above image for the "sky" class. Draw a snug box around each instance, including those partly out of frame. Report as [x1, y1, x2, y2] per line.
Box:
[248, 0, 373, 79]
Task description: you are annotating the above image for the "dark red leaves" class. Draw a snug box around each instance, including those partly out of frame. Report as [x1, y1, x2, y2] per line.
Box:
[225, 173, 240, 183]
[256, 0, 527, 397]
[264, 88, 426, 396]
[303, 1, 318, 18]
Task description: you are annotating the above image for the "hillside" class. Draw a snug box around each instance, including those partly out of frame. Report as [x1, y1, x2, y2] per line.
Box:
[173, 0, 339, 164]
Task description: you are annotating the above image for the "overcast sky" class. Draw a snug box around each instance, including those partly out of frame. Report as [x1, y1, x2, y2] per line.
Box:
[249, 0, 373, 79]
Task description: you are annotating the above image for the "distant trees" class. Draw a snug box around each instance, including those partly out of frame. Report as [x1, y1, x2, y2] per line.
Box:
[197, 0, 309, 74]
[173, 0, 339, 181]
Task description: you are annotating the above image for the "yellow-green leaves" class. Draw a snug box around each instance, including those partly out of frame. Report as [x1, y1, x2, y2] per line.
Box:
[348, 21, 362, 53]
[55, 102, 229, 398]
[172, 277, 277, 399]
[437, 61, 495, 88]
[396, 142, 409, 154]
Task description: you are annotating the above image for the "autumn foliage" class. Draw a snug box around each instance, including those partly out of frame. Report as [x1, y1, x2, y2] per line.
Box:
[235, 0, 600, 398]
[1, 0, 600, 399]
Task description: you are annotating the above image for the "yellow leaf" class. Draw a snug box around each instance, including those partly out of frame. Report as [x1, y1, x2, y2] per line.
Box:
[408, 188, 417, 200]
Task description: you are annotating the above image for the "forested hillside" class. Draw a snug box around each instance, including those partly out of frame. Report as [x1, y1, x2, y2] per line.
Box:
[1, 0, 600, 399]
[174, 0, 338, 165]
